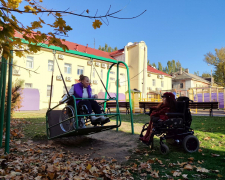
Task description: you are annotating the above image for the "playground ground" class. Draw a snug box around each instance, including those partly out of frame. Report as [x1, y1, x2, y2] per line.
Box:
[1, 111, 224, 179]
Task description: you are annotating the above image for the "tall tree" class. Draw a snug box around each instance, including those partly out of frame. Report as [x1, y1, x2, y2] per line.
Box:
[158, 62, 163, 71]
[98, 43, 118, 52]
[175, 60, 182, 71]
[204, 47, 225, 86]
[171, 60, 176, 72]
[194, 71, 199, 76]
[151, 62, 157, 68]
[167, 61, 172, 74]
[202, 72, 211, 78]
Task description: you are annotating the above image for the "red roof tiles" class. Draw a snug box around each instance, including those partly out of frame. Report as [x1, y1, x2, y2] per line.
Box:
[147, 65, 171, 77]
[14, 31, 115, 60]
[109, 48, 124, 56]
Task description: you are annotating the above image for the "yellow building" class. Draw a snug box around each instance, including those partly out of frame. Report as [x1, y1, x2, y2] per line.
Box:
[12, 35, 172, 110]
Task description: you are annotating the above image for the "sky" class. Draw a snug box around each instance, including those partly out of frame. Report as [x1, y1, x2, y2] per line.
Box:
[16, 0, 225, 75]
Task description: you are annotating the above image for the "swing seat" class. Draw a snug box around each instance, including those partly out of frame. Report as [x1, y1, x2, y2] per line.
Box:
[47, 99, 112, 139]
[47, 109, 118, 139]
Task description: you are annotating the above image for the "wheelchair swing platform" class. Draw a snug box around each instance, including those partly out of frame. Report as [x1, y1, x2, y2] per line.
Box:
[47, 109, 119, 139]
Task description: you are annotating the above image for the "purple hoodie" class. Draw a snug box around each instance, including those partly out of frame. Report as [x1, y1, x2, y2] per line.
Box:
[73, 82, 92, 104]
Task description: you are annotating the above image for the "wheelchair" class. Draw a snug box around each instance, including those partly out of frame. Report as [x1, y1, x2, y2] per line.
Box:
[59, 98, 109, 133]
[140, 96, 199, 155]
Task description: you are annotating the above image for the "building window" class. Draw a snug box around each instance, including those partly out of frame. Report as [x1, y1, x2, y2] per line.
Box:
[47, 85, 53, 96]
[161, 81, 164, 88]
[110, 77, 115, 81]
[77, 66, 84, 75]
[172, 84, 174, 88]
[110, 71, 115, 74]
[25, 83, 32, 88]
[63, 86, 71, 95]
[64, 63, 72, 74]
[26, 56, 34, 69]
[180, 83, 183, 88]
[93, 69, 95, 78]
[152, 79, 156, 86]
[101, 69, 103, 79]
[48, 60, 54, 71]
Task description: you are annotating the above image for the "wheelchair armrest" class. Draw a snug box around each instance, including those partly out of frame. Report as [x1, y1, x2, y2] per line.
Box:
[165, 112, 184, 117]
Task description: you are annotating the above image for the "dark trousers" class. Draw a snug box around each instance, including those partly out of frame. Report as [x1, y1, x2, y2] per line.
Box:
[78, 100, 102, 114]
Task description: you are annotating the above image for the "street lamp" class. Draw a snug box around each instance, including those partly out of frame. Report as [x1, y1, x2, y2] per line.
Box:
[208, 64, 213, 86]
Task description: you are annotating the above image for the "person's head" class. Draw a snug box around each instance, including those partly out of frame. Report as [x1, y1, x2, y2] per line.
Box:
[161, 92, 176, 110]
[79, 74, 90, 88]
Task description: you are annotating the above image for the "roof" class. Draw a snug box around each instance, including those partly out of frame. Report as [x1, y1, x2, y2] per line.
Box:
[109, 48, 124, 56]
[147, 65, 171, 77]
[173, 71, 211, 84]
[14, 31, 115, 60]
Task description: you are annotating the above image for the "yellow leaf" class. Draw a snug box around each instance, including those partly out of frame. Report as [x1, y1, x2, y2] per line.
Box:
[92, 19, 102, 29]
[218, 174, 223, 178]
[55, 12, 61, 17]
[86, 163, 92, 170]
[48, 172, 55, 180]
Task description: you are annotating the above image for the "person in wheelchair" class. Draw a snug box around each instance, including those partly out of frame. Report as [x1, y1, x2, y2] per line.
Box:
[139, 92, 176, 143]
[59, 74, 109, 124]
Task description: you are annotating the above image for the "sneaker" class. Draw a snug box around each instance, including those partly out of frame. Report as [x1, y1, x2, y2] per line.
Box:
[99, 115, 109, 122]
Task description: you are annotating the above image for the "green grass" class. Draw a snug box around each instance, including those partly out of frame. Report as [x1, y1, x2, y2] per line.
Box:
[126, 116, 225, 180]
[12, 112, 225, 179]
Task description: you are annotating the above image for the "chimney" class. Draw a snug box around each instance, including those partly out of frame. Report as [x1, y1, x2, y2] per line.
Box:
[85, 44, 88, 53]
[76, 45, 79, 51]
[179, 67, 182, 75]
[185, 68, 189, 73]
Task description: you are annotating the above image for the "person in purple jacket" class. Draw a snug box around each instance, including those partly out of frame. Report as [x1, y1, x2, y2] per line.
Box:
[60, 74, 109, 123]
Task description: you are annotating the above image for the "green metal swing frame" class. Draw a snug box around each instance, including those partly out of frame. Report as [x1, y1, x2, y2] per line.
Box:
[46, 57, 134, 140]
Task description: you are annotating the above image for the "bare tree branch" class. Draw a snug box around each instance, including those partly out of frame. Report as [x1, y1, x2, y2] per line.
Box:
[0, 7, 146, 20]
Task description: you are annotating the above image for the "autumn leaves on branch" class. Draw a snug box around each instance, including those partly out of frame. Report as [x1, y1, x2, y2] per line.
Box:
[0, 0, 146, 58]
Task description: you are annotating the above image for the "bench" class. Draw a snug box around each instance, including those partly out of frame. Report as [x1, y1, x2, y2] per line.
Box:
[106, 102, 130, 115]
[189, 102, 219, 116]
[139, 101, 219, 116]
[139, 102, 160, 113]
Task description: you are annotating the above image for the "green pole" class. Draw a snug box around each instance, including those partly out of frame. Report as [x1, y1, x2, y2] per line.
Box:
[104, 63, 116, 110]
[0, 57, 7, 147]
[0, 57, 5, 108]
[116, 63, 121, 131]
[118, 61, 134, 134]
[5, 51, 13, 153]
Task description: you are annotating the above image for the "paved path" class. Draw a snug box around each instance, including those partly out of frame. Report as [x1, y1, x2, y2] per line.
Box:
[191, 109, 225, 117]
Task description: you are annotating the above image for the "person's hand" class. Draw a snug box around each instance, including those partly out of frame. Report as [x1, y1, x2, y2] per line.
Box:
[59, 101, 63, 105]
[94, 94, 98, 99]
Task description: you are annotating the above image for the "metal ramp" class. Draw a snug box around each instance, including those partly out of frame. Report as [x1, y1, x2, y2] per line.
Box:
[47, 109, 119, 139]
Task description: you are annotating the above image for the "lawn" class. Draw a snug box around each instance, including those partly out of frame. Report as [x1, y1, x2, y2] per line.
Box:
[12, 112, 225, 179]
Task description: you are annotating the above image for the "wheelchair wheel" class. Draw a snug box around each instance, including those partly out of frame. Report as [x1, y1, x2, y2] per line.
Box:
[160, 144, 169, 155]
[59, 105, 75, 132]
[182, 135, 199, 153]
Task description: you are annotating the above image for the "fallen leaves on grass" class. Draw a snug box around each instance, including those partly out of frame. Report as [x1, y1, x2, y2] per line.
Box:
[204, 137, 210, 140]
[196, 167, 209, 173]
[184, 164, 193, 170]
[211, 153, 220, 157]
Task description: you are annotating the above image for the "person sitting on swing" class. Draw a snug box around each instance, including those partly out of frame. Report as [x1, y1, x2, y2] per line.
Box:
[60, 74, 109, 124]
[140, 92, 176, 143]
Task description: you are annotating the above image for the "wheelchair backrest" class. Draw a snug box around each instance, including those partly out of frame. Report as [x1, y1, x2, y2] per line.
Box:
[176, 96, 192, 127]
[176, 96, 190, 108]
